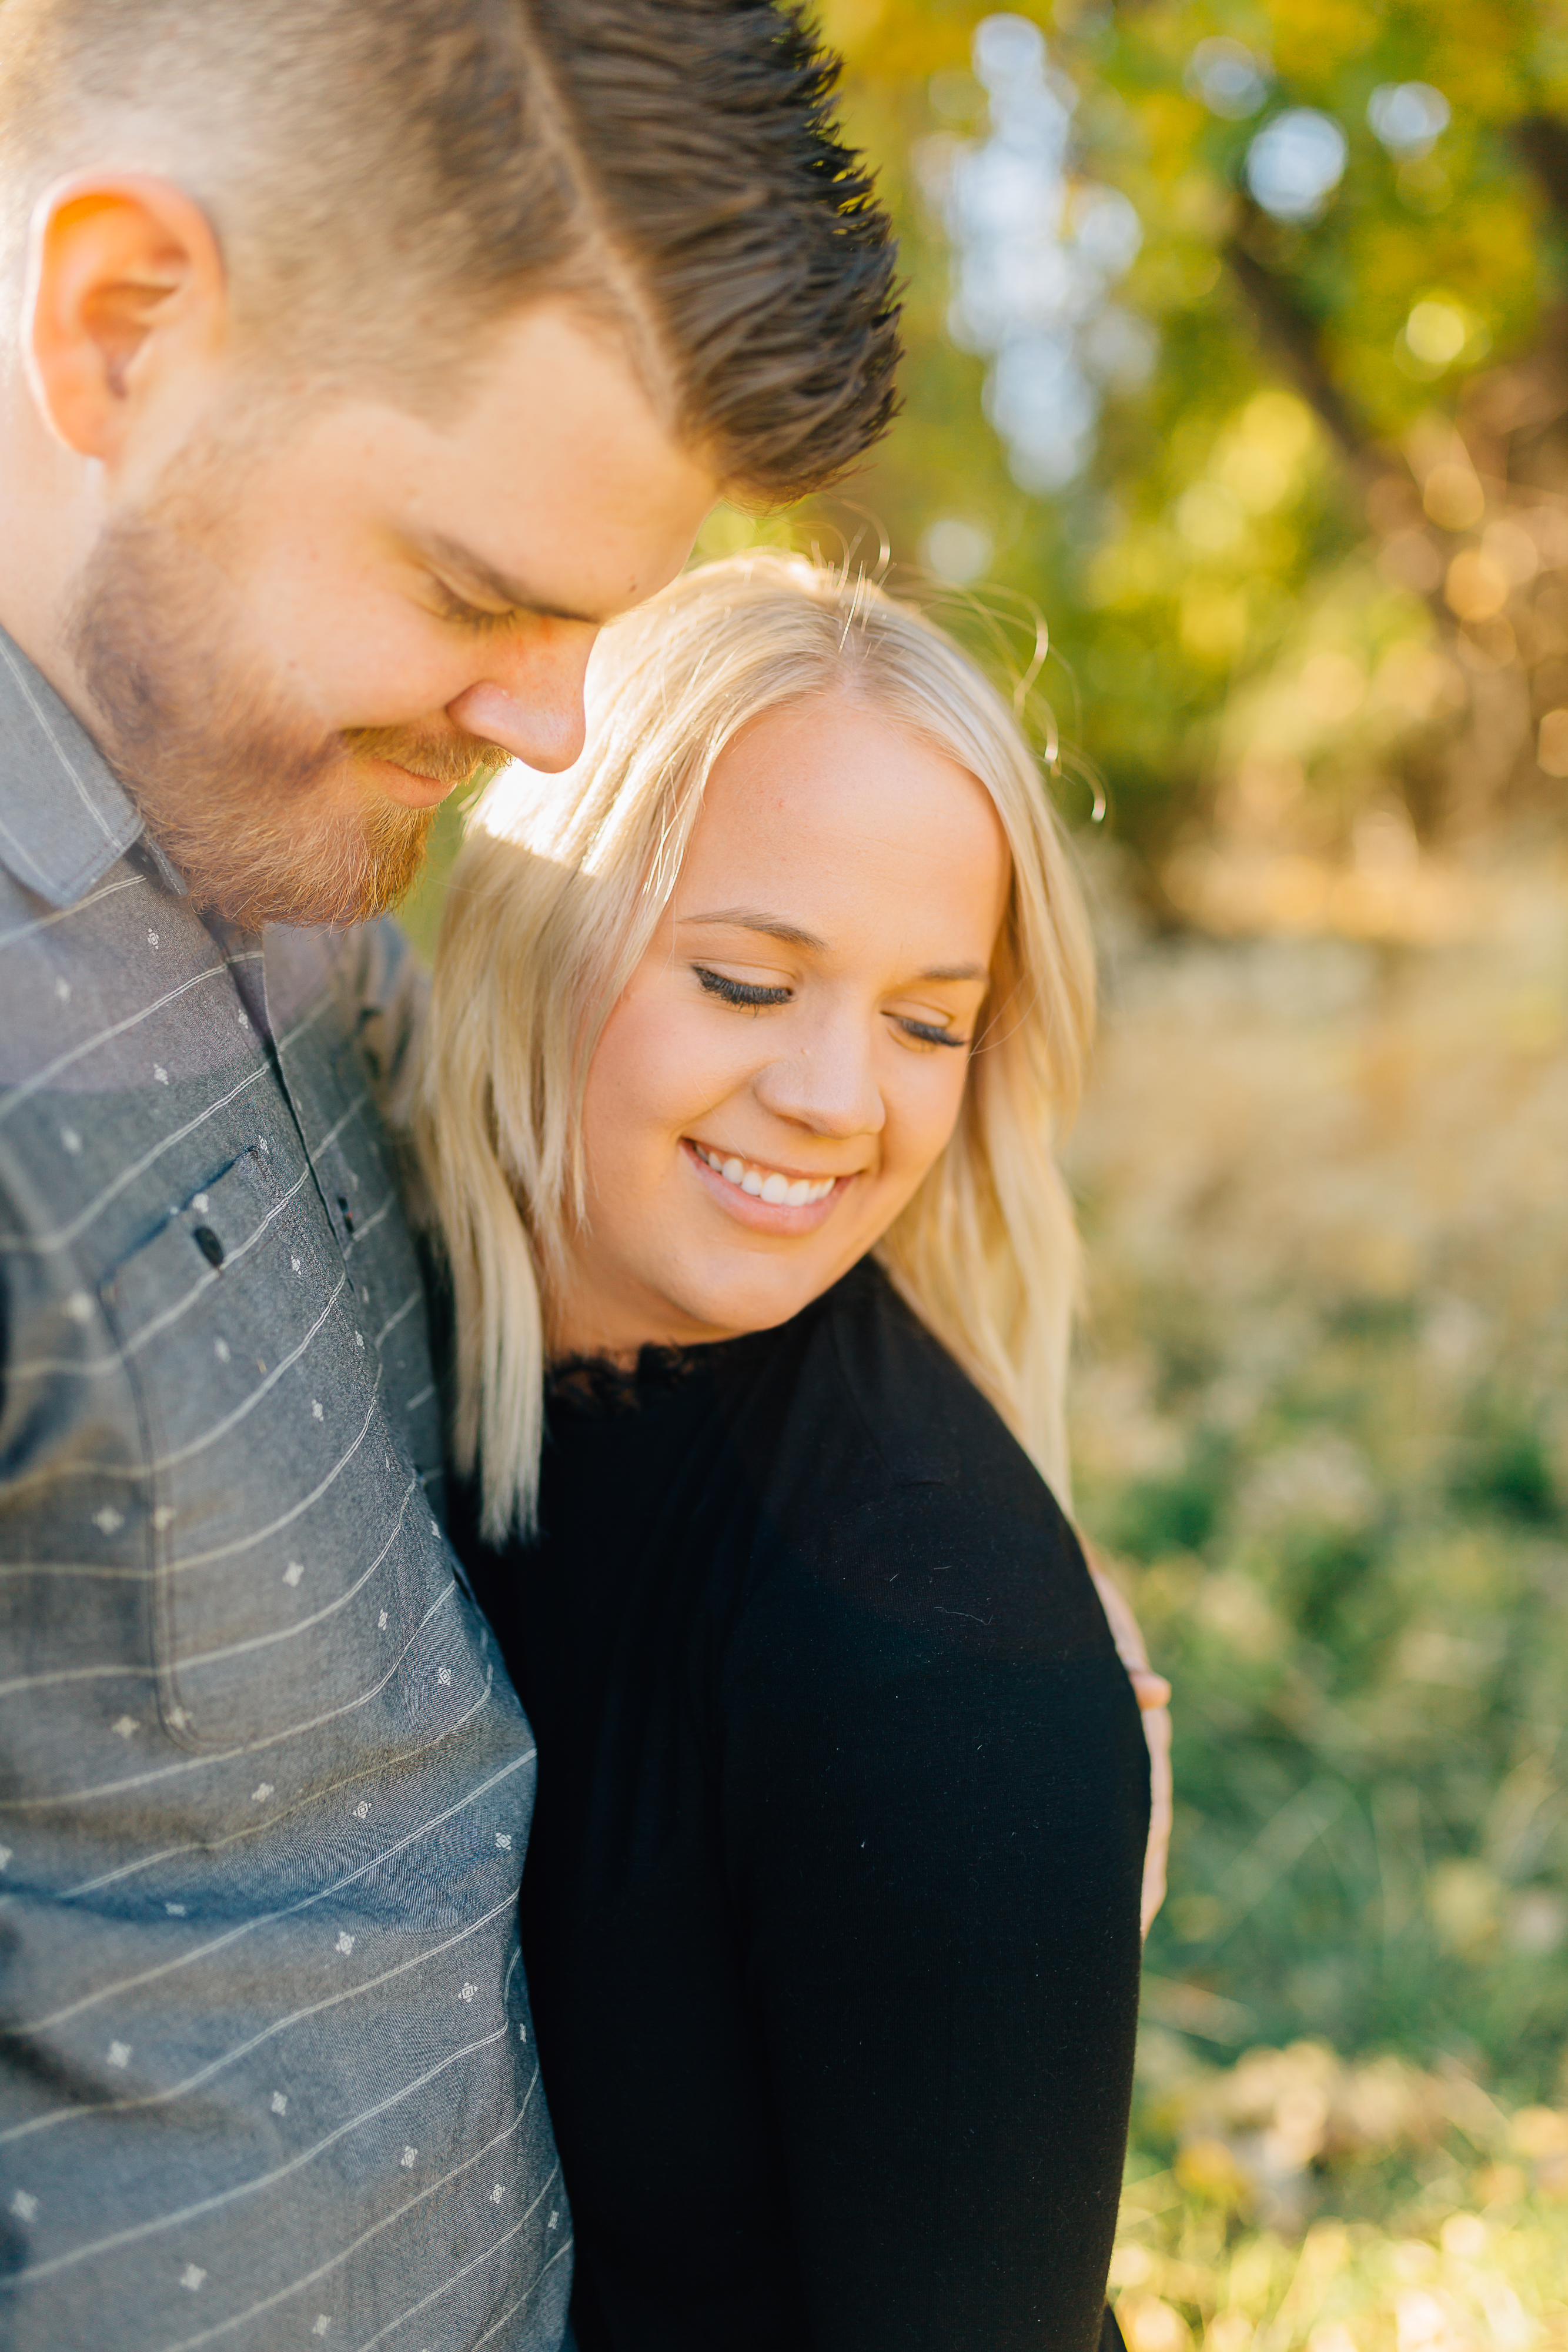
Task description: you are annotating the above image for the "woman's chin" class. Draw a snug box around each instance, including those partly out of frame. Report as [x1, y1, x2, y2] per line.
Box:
[666, 1258, 843, 1348]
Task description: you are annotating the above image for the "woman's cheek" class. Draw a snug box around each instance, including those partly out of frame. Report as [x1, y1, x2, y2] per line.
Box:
[895, 1061, 969, 1185]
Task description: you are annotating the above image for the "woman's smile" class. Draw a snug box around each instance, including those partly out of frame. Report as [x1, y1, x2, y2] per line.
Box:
[684, 1137, 848, 1227]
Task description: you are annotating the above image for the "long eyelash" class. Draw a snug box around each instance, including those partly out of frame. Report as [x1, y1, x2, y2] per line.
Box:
[694, 966, 792, 1008]
[897, 1018, 970, 1049]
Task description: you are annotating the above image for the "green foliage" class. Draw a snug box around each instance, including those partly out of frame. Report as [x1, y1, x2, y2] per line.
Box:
[810, 0, 1568, 893]
[1452, 1390, 1563, 1524]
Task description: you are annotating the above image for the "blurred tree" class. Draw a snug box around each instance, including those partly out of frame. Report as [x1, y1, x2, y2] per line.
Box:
[784, 0, 1568, 916]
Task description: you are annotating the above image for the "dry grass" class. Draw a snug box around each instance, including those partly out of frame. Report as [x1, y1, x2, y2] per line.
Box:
[1062, 851, 1568, 2346]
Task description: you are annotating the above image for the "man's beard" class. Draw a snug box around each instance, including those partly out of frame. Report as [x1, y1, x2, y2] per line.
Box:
[68, 507, 507, 931]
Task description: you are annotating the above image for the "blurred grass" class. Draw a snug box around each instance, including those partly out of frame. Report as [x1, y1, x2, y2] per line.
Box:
[1112, 2048, 1568, 2348]
[1064, 853, 1568, 2343]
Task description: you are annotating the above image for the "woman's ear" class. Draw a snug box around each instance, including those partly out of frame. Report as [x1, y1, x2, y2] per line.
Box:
[23, 173, 226, 466]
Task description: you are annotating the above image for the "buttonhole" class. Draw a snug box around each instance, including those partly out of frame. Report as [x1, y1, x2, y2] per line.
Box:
[193, 1225, 225, 1270]
[337, 1193, 356, 1236]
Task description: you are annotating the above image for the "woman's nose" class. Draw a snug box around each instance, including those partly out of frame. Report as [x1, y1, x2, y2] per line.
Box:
[754, 1017, 886, 1138]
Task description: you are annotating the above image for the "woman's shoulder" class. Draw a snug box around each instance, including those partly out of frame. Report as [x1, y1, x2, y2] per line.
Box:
[815, 1256, 1017, 1472]
[771, 1256, 1050, 1514]
[735, 1259, 1116, 1675]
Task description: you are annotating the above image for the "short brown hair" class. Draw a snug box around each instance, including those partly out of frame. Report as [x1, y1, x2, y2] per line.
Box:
[0, 0, 900, 497]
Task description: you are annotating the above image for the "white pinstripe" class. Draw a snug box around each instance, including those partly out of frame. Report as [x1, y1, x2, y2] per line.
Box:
[0, 634, 126, 851]
[5, 1888, 524, 2147]
[0, 1576, 462, 1815]
[0, 870, 144, 957]
[0, 1561, 152, 1582]
[151, 2080, 544, 2352]
[163, 1379, 385, 1571]
[2, 1268, 350, 1496]
[273, 987, 335, 1057]
[0, 1475, 417, 1695]
[0, 794, 66, 897]
[350, 2180, 564, 2352]
[143, 1264, 346, 1468]
[0, 964, 230, 1128]
[470, 2241, 574, 2352]
[4, 1158, 315, 1383]
[5, 2023, 515, 2287]
[316, 1091, 372, 1152]
[343, 1189, 398, 1251]
[373, 1287, 421, 1348]
[56, 1666, 504, 1901]
[0, 1060, 269, 1255]
[9, 1734, 531, 2040]
[0, 1373, 384, 1582]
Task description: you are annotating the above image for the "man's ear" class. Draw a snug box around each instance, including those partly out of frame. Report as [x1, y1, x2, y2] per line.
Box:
[23, 174, 226, 465]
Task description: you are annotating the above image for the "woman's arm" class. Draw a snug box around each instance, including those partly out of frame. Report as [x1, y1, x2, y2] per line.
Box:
[1082, 1540, 1173, 1938]
[720, 1501, 1150, 2352]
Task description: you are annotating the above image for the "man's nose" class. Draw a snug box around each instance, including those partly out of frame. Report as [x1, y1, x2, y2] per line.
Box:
[445, 622, 597, 773]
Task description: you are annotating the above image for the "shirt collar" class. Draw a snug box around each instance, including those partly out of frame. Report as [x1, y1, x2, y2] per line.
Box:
[0, 624, 183, 908]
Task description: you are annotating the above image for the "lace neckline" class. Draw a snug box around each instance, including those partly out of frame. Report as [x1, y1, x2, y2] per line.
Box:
[546, 1340, 719, 1414]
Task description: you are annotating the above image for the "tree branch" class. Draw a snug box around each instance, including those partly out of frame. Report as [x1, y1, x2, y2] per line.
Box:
[1222, 208, 1373, 468]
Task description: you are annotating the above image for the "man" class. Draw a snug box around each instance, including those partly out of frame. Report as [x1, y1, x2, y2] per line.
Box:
[0, 2, 898, 2344]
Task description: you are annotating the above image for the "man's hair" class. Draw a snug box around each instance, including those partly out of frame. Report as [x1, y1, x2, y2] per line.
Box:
[0, 0, 900, 497]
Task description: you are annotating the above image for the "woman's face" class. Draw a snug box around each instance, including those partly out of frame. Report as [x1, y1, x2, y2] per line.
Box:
[550, 690, 1011, 1358]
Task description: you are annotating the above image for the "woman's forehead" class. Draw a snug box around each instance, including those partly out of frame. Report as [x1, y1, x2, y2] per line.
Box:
[674, 696, 1009, 959]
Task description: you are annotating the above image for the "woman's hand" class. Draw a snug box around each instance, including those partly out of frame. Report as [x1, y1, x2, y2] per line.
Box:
[1082, 1544, 1172, 1940]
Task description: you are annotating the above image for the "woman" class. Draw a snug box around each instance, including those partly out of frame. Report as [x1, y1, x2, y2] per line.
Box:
[412, 555, 1158, 2351]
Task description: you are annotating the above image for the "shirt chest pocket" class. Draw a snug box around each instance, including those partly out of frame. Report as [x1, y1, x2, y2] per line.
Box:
[102, 1146, 444, 1756]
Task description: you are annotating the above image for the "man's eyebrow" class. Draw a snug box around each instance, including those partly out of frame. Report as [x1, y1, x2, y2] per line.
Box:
[677, 911, 989, 985]
[414, 530, 604, 626]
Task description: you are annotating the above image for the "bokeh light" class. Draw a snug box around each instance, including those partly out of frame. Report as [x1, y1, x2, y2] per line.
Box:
[1245, 108, 1349, 222]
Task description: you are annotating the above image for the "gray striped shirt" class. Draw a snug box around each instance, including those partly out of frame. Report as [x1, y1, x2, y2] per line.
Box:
[0, 630, 569, 2351]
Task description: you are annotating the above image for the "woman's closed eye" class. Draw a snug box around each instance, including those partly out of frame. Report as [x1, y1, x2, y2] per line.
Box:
[696, 964, 971, 1052]
[892, 1014, 970, 1050]
[694, 965, 793, 1010]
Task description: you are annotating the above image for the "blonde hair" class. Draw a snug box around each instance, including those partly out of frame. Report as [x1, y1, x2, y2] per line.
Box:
[411, 552, 1095, 1539]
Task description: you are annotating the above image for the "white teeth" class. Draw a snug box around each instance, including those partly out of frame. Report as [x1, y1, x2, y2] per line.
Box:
[694, 1144, 837, 1207]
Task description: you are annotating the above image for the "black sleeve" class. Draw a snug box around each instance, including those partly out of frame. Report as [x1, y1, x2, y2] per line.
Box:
[719, 1486, 1149, 2352]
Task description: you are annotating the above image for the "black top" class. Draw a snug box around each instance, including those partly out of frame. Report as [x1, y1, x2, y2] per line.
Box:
[456, 1259, 1148, 2352]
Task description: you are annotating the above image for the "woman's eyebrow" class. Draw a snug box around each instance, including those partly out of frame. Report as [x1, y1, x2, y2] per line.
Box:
[676, 911, 989, 988]
[676, 909, 828, 951]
